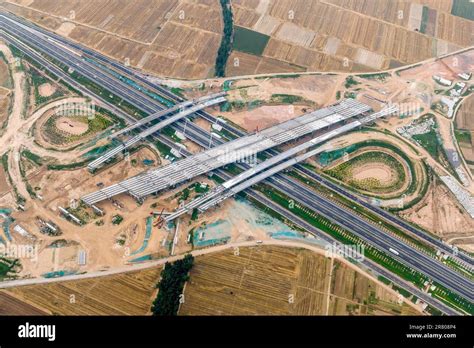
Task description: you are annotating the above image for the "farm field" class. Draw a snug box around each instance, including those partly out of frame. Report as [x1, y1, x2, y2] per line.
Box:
[178, 246, 422, 315]
[455, 94, 474, 174]
[451, 0, 474, 20]
[0, 291, 48, 315]
[1, 0, 223, 79]
[0, 53, 11, 129]
[0, 89, 10, 129]
[227, 0, 473, 76]
[2, 0, 473, 79]
[0, 54, 11, 88]
[0, 164, 9, 195]
[233, 26, 270, 55]
[4, 266, 163, 315]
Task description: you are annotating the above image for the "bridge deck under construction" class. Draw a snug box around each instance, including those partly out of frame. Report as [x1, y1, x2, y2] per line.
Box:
[87, 95, 227, 171]
[81, 99, 370, 205]
[163, 106, 397, 221]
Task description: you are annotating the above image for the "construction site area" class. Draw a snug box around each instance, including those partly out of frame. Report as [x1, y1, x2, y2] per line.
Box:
[0, 2, 472, 317]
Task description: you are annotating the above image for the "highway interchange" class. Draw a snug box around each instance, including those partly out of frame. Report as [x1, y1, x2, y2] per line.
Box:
[0, 12, 472, 314]
[2, 11, 471, 268]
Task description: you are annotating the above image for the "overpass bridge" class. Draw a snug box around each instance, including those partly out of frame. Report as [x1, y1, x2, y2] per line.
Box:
[81, 99, 370, 205]
[164, 106, 398, 221]
[87, 94, 227, 171]
[109, 92, 226, 139]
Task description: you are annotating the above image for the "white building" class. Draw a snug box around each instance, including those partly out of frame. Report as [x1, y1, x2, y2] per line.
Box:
[174, 130, 186, 140]
[212, 123, 223, 132]
[450, 82, 466, 97]
[77, 250, 87, 266]
[458, 72, 472, 81]
[433, 75, 452, 87]
[440, 96, 459, 118]
[170, 148, 183, 158]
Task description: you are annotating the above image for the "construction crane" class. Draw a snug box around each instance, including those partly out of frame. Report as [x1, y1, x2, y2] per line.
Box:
[152, 208, 165, 228]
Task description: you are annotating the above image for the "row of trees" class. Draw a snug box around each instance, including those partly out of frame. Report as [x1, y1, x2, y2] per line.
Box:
[151, 254, 194, 315]
[214, 0, 233, 77]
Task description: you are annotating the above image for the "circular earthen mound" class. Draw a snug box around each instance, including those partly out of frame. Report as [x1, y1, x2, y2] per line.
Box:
[351, 163, 396, 186]
[34, 99, 113, 150]
[38, 83, 56, 97]
[54, 116, 89, 136]
[325, 149, 411, 197]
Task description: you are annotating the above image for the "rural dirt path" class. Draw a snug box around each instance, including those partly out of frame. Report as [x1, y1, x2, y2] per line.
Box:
[325, 257, 334, 315]
[0, 43, 26, 157]
[0, 45, 87, 199]
[0, 42, 29, 199]
[17, 96, 95, 161]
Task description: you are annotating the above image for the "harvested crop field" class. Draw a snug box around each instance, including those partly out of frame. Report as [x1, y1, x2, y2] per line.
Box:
[4, 267, 163, 315]
[3, 0, 473, 79]
[2, 0, 223, 79]
[178, 245, 421, 315]
[0, 92, 11, 128]
[456, 94, 474, 132]
[220, 104, 308, 132]
[0, 56, 12, 89]
[455, 94, 474, 172]
[229, 0, 474, 76]
[0, 165, 9, 195]
[0, 291, 48, 315]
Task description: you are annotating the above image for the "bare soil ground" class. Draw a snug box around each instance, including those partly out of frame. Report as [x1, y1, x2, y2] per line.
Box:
[8, 146, 167, 277]
[400, 178, 474, 251]
[399, 50, 474, 82]
[220, 104, 307, 131]
[352, 164, 394, 183]
[54, 116, 88, 135]
[0, 92, 11, 129]
[232, 73, 342, 103]
[38, 82, 55, 97]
